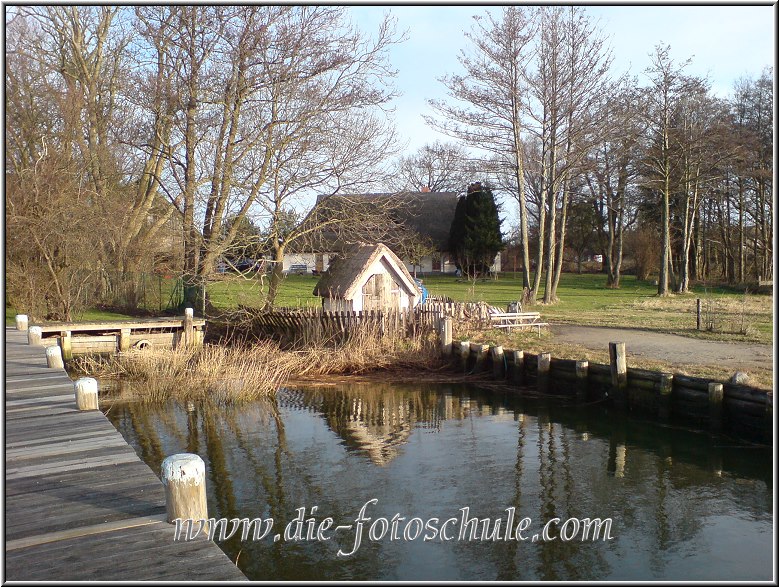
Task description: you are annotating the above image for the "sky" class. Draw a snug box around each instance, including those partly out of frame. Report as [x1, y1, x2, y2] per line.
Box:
[348, 4, 776, 154]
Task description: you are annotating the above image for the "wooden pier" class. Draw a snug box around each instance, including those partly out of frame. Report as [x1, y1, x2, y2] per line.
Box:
[29, 313, 205, 358]
[3, 327, 246, 581]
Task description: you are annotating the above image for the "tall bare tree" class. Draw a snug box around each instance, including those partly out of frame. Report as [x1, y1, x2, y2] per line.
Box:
[426, 6, 536, 292]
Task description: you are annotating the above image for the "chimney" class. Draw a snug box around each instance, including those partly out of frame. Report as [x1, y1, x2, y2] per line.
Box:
[421, 186, 431, 193]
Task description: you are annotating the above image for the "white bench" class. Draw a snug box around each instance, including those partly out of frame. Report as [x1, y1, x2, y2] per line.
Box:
[489, 311, 548, 335]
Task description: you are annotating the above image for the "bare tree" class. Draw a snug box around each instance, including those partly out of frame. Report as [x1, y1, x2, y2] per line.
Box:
[143, 6, 403, 308]
[426, 6, 536, 292]
[394, 141, 474, 192]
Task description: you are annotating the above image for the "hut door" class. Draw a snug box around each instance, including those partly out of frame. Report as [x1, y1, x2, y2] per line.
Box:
[362, 273, 390, 311]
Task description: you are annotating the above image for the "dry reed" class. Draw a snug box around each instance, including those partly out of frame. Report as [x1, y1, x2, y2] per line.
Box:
[71, 341, 293, 404]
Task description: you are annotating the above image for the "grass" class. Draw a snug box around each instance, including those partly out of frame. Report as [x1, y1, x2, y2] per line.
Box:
[204, 272, 772, 345]
[5, 305, 137, 326]
[13, 272, 770, 345]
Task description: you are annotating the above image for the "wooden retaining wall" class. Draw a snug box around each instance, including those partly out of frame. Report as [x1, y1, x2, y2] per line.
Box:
[451, 340, 773, 444]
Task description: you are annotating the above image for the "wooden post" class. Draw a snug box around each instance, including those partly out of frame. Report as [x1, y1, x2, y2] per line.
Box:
[119, 328, 131, 352]
[575, 360, 589, 402]
[161, 453, 209, 529]
[439, 316, 453, 356]
[15, 314, 28, 331]
[491, 345, 505, 379]
[74, 377, 99, 411]
[471, 343, 489, 373]
[459, 341, 470, 372]
[27, 326, 42, 346]
[59, 331, 72, 360]
[609, 342, 628, 408]
[708, 382, 724, 432]
[537, 352, 551, 394]
[45, 345, 64, 369]
[696, 298, 702, 330]
[183, 308, 194, 347]
[510, 350, 525, 386]
[658, 373, 673, 420]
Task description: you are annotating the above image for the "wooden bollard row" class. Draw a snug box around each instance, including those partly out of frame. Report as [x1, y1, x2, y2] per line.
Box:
[443, 338, 770, 442]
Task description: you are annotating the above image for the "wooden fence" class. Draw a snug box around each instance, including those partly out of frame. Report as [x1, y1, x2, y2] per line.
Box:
[450, 339, 773, 444]
[246, 307, 444, 347]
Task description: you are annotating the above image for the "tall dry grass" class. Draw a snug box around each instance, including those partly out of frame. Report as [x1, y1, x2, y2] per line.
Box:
[284, 319, 443, 377]
[72, 341, 293, 404]
[72, 319, 444, 403]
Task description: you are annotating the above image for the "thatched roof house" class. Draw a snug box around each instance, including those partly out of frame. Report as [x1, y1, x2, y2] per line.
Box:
[313, 243, 421, 312]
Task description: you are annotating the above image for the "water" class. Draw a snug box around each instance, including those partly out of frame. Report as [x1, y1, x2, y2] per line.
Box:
[105, 382, 773, 581]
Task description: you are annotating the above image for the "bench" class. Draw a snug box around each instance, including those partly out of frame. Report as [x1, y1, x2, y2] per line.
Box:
[287, 264, 308, 275]
[489, 311, 548, 336]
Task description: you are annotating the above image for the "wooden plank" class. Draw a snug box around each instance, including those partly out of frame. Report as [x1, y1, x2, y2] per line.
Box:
[3, 327, 245, 581]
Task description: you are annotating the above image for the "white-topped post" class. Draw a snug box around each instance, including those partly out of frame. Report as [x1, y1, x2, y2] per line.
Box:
[74, 377, 99, 410]
[28, 326, 42, 346]
[161, 453, 209, 528]
[15, 314, 28, 331]
[45, 345, 64, 369]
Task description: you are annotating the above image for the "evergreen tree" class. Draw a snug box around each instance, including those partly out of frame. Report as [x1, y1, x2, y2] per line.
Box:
[448, 182, 503, 276]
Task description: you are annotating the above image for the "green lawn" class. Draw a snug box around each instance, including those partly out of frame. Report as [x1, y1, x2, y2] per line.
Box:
[8, 271, 771, 345]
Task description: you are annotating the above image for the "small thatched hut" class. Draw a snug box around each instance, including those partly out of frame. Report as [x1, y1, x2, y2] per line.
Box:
[312, 243, 421, 312]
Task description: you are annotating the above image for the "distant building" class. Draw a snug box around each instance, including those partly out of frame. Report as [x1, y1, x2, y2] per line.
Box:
[284, 191, 500, 274]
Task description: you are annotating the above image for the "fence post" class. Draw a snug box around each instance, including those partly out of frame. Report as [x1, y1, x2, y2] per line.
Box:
[28, 326, 42, 346]
[439, 316, 453, 356]
[708, 382, 724, 433]
[696, 298, 702, 330]
[161, 453, 209, 532]
[575, 360, 589, 402]
[15, 314, 28, 331]
[609, 342, 628, 408]
[74, 377, 99, 411]
[537, 352, 551, 394]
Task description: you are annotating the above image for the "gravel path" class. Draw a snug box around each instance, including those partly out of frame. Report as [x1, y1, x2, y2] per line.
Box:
[550, 324, 773, 373]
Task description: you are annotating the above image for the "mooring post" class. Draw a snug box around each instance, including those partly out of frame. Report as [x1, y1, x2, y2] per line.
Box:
[510, 350, 525, 386]
[59, 331, 73, 360]
[609, 342, 628, 408]
[183, 308, 194, 347]
[119, 328, 131, 352]
[708, 382, 724, 433]
[161, 453, 209, 531]
[74, 377, 99, 411]
[27, 326, 42, 346]
[440, 317, 453, 357]
[45, 345, 64, 369]
[658, 373, 674, 420]
[490, 345, 505, 380]
[537, 352, 551, 394]
[471, 343, 489, 373]
[575, 360, 589, 403]
[459, 341, 470, 372]
[15, 314, 28, 331]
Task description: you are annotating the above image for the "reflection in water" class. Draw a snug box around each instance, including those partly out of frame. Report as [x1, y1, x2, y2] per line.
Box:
[104, 381, 773, 581]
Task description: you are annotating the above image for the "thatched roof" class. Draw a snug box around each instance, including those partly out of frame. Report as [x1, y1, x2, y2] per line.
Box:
[290, 191, 459, 254]
[312, 243, 420, 299]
